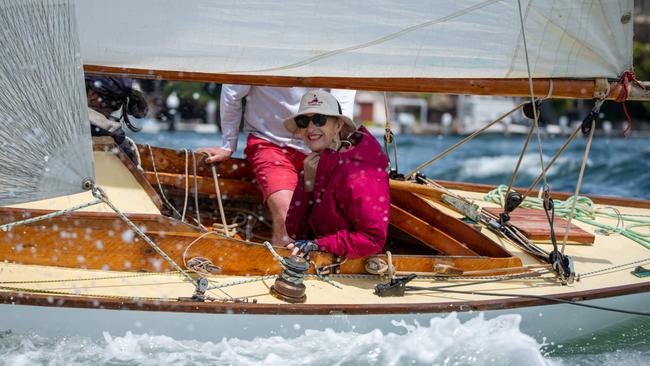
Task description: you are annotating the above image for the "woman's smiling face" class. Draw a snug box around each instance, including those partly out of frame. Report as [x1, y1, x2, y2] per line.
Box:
[299, 114, 343, 153]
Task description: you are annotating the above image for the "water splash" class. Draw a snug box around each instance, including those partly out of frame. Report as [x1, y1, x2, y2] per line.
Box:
[0, 313, 557, 366]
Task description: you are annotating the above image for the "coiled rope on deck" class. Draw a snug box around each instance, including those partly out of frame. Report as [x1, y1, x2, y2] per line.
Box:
[485, 185, 650, 249]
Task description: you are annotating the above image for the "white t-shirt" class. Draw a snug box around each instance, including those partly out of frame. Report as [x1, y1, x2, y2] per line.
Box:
[220, 85, 356, 154]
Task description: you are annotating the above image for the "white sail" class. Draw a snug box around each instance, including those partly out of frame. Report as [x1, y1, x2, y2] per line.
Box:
[75, 0, 633, 79]
[0, 0, 94, 206]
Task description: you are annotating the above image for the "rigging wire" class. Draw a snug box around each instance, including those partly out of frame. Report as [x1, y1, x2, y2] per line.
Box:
[520, 126, 581, 200]
[505, 0, 548, 196]
[383, 92, 399, 174]
[405, 102, 527, 179]
[560, 118, 596, 253]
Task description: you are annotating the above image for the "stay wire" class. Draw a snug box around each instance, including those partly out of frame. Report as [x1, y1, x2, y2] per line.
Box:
[561, 118, 596, 254]
[383, 92, 398, 173]
[506, 0, 548, 196]
[405, 101, 527, 179]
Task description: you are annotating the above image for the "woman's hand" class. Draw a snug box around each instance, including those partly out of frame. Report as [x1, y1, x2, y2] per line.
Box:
[286, 240, 320, 257]
[303, 153, 320, 192]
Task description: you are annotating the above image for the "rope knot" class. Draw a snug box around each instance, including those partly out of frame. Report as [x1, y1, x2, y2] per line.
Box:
[615, 70, 645, 137]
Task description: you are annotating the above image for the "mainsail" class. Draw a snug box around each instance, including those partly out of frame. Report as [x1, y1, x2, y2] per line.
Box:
[75, 0, 633, 80]
[0, 0, 94, 206]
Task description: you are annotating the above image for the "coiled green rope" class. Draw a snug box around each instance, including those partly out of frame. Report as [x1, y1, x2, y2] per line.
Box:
[485, 185, 650, 249]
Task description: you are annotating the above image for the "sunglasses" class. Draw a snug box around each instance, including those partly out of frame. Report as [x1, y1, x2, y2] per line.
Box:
[294, 114, 330, 129]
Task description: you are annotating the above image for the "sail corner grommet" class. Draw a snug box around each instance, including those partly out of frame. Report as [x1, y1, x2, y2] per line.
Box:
[81, 177, 95, 191]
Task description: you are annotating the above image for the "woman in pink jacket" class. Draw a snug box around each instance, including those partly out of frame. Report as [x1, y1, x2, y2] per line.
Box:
[283, 90, 390, 259]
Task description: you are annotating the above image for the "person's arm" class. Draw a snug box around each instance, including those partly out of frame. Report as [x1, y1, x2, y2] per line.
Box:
[198, 84, 250, 163]
[219, 84, 250, 152]
[330, 89, 356, 119]
[314, 168, 390, 259]
[285, 173, 314, 240]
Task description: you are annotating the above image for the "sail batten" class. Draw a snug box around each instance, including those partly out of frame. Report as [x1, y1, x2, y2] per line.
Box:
[76, 0, 633, 81]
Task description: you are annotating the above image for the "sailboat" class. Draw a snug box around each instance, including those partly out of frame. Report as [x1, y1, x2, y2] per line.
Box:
[1, 0, 649, 344]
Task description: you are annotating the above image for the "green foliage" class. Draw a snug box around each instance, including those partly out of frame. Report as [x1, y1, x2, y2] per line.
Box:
[633, 41, 650, 111]
[160, 81, 220, 106]
[634, 41, 650, 80]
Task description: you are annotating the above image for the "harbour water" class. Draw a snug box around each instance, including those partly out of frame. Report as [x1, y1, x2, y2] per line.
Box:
[135, 131, 650, 199]
[2, 131, 650, 365]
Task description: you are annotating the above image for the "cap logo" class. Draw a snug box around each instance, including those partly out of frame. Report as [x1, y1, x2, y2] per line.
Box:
[307, 94, 323, 106]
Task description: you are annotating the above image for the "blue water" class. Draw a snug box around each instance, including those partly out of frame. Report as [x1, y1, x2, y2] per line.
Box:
[134, 131, 650, 199]
[3, 131, 650, 365]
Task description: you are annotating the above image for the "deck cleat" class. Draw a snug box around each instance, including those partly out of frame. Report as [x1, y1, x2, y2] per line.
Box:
[374, 273, 417, 297]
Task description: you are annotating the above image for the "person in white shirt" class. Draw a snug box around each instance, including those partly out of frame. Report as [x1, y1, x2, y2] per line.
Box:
[198, 85, 355, 245]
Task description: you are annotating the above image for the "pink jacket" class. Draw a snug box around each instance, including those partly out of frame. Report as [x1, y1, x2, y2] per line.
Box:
[286, 127, 390, 258]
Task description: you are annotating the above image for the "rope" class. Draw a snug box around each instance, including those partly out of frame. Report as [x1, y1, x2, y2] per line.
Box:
[485, 185, 650, 249]
[181, 149, 190, 221]
[90, 186, 197, 286]
[146, 144, 183, 219]
[580, 257, 650, 278]
[0, 199, 103, 232]
[0, 185, 201, 293]
[123, 136, 143, 171]
[0, 272, 178, 285]
[0, 285, 164, 302]
[191, 151, 203, 228]
[182, 230, 223, 273]
[615, 71, 646, 136]
[405, 101, 527, 179]
[560, 118, 595, 253]
[211, 164, 231, 237]
[544, 80, 553, 100]
[260, 241, 343, 289]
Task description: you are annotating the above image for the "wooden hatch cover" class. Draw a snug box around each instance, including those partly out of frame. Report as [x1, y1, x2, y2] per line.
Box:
[484, 208, 595, 245]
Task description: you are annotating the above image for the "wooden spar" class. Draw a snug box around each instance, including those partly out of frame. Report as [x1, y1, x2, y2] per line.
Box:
[84, 65, 650, 101]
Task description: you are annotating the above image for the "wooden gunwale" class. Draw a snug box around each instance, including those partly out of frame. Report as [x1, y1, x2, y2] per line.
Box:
[2, 281, 649, 315]
[83, 65, 642, 100]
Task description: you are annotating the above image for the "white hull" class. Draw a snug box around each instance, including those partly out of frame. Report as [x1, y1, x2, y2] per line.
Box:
[2, 291, 647, 344]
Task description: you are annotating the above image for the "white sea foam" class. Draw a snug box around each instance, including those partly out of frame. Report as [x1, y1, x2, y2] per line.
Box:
[456, 154, 564, 180]
[0, 313, 559, 366]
